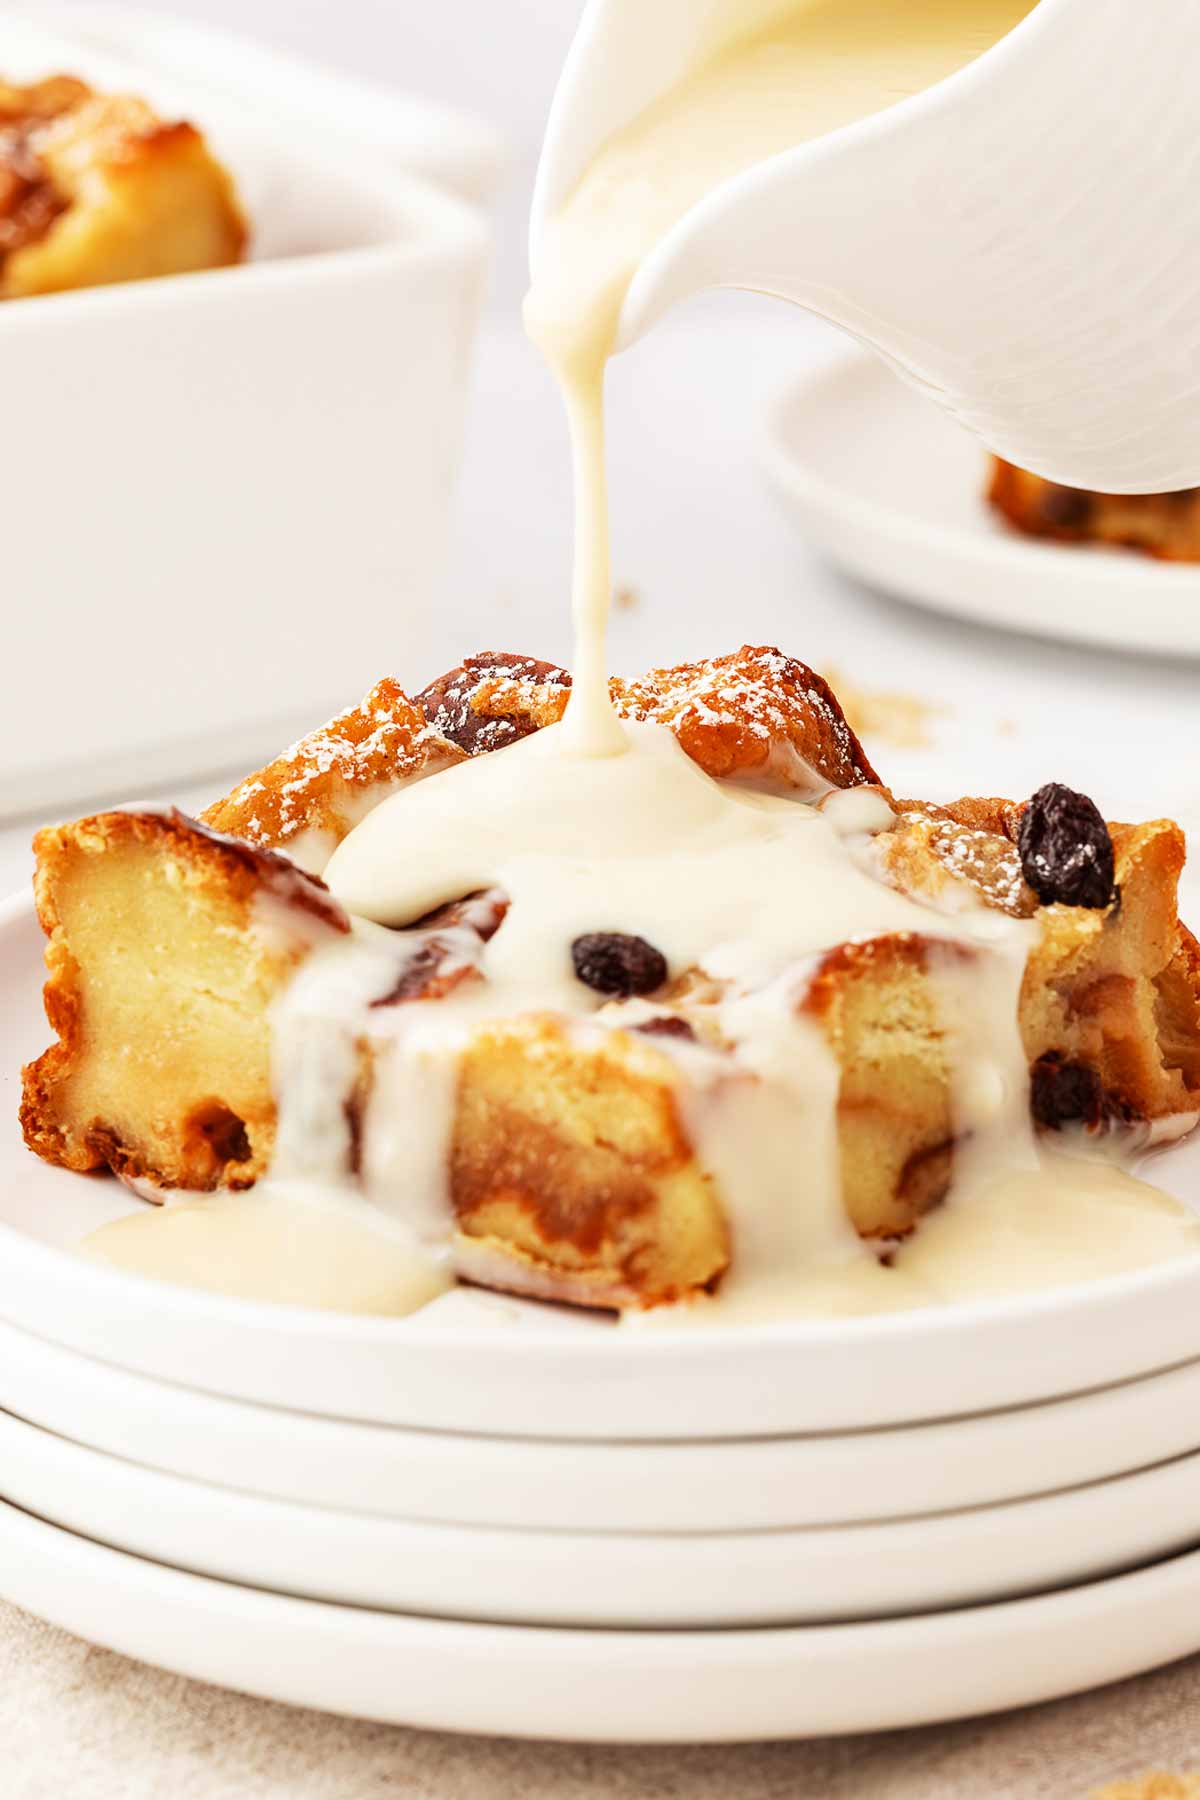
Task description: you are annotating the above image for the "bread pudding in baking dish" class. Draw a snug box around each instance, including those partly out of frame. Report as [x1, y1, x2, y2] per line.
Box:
[21, 648, 1200, 1316]
[0, 73, 244, 299]
[988, 459, 1200, 563]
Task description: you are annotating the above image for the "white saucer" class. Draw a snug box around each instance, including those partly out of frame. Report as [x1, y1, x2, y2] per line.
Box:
[7, 1494, 1200, 1740]
[8, 890, 1200, 1437]
[11, 1314, 1200, 1531]
[7, 1405, 1200, 1627]
[760, 353, 1200, 656]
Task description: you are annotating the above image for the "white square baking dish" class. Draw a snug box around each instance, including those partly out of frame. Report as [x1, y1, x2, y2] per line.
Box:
[0, 12, 497, 819]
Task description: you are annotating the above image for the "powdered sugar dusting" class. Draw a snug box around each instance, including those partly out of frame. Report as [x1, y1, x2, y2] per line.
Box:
[203, 678, 460, 857]
[890, 809, 1038, 919]
[204, 646, 881, 865]
[612, 645, 879, 791]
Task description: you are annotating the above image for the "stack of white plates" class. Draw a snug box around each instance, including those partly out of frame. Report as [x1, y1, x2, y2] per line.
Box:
[7, 891, 1200, 1741]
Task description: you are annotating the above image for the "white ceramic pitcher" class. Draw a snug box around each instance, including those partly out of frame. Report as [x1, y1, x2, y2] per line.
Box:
[531, 0, 1200, 493]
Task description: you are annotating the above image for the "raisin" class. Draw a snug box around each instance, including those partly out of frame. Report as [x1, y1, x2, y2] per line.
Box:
[571, 932, 668, 998]
[1030, 1055, 1103, 1129]
[416, 653, 570, 755]
[1018, 782, 1115, 909]
[635, 1015, 695, 1042]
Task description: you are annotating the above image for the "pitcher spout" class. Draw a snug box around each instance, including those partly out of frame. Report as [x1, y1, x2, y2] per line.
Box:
[534, 0, 1200, 492]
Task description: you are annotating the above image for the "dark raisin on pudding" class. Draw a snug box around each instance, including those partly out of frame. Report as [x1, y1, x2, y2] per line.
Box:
[1030, 1053, 1104, 1129]
[416, 653, 571, 755]
[572, 932, 668, 998]
[1018, 782, 1115, 910]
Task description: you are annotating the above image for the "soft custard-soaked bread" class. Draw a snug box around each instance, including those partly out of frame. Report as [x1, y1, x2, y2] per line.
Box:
[449, 1017, 731, 1308]
[20, 651, 1200, 1309]
[21, 811, 347, 1191]
[876, 797, 1200, 1130]
[987, 458, 1200, 562]
[799, 933, 965, 1241]
[0, 74, 245, 300]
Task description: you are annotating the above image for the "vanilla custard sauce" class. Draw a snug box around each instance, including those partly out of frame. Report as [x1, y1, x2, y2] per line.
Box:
[85, 1187, 453, 1315]
[523, 0, 1037, 753]
[85, 0, 1200, 1320]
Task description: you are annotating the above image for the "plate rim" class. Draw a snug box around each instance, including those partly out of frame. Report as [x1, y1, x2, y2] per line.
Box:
[9, 1398, 1200, 1634]
[758, 351, 1200, 657]
[5, 1490, 1200, 1741]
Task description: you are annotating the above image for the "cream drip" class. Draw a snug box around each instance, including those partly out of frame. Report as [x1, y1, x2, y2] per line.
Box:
[325, 721, 983, 1005]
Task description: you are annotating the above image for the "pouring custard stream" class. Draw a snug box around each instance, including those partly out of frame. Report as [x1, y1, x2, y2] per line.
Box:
[86, 0, 1200, 1317]
[523, 0, 1037, 752]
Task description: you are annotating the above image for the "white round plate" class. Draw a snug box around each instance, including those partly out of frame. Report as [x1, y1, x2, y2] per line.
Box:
[7, 892, 1200, 1437]
[760, 353, 1200, 656]
[7, 1497, 1200, 1741]
[10, 1313, 1200, 1532]
[7, 1406, 1200, 1627]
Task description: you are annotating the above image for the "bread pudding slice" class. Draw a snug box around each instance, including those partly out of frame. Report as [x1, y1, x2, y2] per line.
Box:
[0, 74, 245, 300]
[20, 651, 1200, 1310]
[988, 459, 1200, 562]
[21, 810, 347, 1192]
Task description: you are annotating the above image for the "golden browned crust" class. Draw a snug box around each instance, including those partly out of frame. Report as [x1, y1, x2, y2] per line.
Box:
[613, 645, 880, 791]
[21, 810, 347, 1189]
[201, 679, 463, 869]
[988, 458, 1200, 562]
[0, 75, 245, 300]
[203, 645, 879, 873]
[420, 644, 880, 790]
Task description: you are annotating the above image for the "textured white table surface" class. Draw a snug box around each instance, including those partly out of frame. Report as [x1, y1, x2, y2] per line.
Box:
[4, 1591, 1200, 1799]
